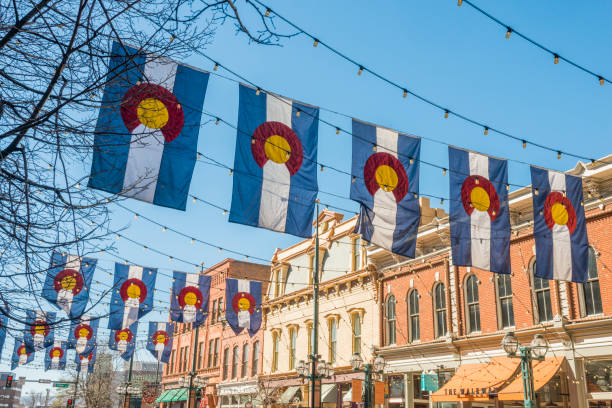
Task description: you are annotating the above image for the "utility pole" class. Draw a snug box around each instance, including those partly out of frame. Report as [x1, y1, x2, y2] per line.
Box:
[187, 325, 199, 408]
[309, 200, 320, 408]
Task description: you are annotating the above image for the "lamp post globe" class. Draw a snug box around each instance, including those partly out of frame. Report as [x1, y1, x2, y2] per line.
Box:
[326, 362, 335, 378]
[116, 385, 125, 394]
[350, 353, 363, 371]
[317, 360, 327, 374]
[501, 331, 519, 356]
[373, 356, 386, 372]
[296, 360, 306, 377]
[530, 334, 548, 360]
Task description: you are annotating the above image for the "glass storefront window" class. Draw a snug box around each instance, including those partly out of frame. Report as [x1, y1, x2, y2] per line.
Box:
[586, 360, 612, 393]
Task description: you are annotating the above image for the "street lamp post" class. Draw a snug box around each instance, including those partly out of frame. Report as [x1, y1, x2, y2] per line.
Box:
[501, 332, 548, 408]
[350, 353, 386, 408]
[179, 375, 208, 408]
[296, 357, 334, 408]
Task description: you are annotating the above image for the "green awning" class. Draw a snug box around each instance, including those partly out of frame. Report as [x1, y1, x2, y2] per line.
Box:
[156, 389, 179, 403]
[172, 388, 189, 401]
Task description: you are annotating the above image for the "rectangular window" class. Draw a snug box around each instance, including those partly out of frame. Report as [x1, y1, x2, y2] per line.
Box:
[217, 298, 223, 323]
[251, 341, 260, 377]
[289, 327, 297, 370]
[274, 269, 281, 297]
[211, 299, 217, 324]
[207, 339, 214, 368]
[178, 347, 183, 373]
[497, 274, 515, 328]
[272, 333, 279, 372]
[241, 344, 249, 378]
[223, 348, 229, 380]
[352, 313, 361, 354]
[169, 350, 175, 374]
[183, 346, 190, 372]
[214, 338, 220, 367]
[198, 341, 205, 369]
[352, 237, 361, 271]
[328, 319, 337, 363]
[307, 324, 313, 355]
[232, 347, 239, 379]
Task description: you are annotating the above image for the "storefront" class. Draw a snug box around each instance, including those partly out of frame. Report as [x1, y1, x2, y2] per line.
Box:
[584, 358, 612, 407]
[156, 387, 188, 408]
[217, 380, 261, 408]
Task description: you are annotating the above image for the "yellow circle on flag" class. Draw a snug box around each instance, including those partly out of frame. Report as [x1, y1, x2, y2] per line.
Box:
[375, 165, 398, 192]
[126, 283, 141, 299]
[60, 275, 77, 291]
[184, 292, 198, 306]
[238, 297, 251, 311]
[34, 325, 46, 335]
[118, 331, 129, 341]
[78, 328, 89, 338]
[19, 348, 26, 355]
[156, 334, 166, 343]
[52, 350, 61, 357]
[264, 135, 291, 164]
[551, 202, 569, 225]
[471, 186, 490, 212]
[137, 98, 169, 129]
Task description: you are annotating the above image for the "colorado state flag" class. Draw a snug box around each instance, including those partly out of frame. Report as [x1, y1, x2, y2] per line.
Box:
[530, 166, 589, 282]
[24, 310, 56, 350]
[108, 263, 157, 330]
[351, 119, 421, 257]
[89, 41, 209, 210]
[170, 271, 211, 327]
[67, 315, 98, 355]
[42, 252, 96, 318]
[225, 278, 262, 336]
[449, 147, 511, 274]
[45, 341, 67, 371]
[76, 348, 96, 373]
[109, 321, 138, 361]
[229, 84, 319, 238]
[11, 340, 33, 370]
[146, 321, 174, 363]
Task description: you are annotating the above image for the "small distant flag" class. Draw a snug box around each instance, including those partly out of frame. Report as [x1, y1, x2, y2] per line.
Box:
[351, 119, 421, 257]
[76, 348, 97, 373]
[24, 310, 56, 350]
[42, 252, 96, 318]
[530, 166, 589, 282]
[89, 41, 210, 210]
[229, 84, 319, 238]
[146, 322, 174, 363]
[108, 263, 157, 330]
[11, 340, 33, 370]
[109, 322, 138, 361]
[45, 341, 67, 371]
[170, 271, 211, 327]
[449, 147, 511, 274]
[225, 278, 262, 336]
[68, 315, 98, 355]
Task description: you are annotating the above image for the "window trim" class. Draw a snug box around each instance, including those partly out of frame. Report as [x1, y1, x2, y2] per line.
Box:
[251, 341, 260, 377]
[433, 282, 448, 338]
[288, 326, 297, 370]
[385, 295, 397, 346]
[351, 236, 361, 271]
[241, 343, 249, 378]
[231, 345, 239, 379]
[578, 247, 603, 317]
[494, 273, 515, 330]
[529, 258, 554, 324]
[222, 347, 230, 380]
[407, 289, 420, 343]
[328, 317, 338, 364]
[271, 331, 279, 372]
[350, 311, 362, 354]
[464, 274, 481, 334]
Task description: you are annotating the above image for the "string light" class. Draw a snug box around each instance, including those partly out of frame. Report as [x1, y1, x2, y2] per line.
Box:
[557, 151, 562, 160]
[223, 209, 227, 216]
[505, 27, 512, 39]
[534, 188, 539, 195]
[442, 168, 447, 176]
[506, 184, 510, 191]
[484, 126, 489, 135]
[296, 109, 301, 117]
[134, 214, 139, 220]
[403, 89, 408, 98]
[554, 54, 559, 65]
[313, 38, 319, 47]
[116, 234, 121, 240]
[215, 118, 220, 125]
[522, 140, 527, 149]
[444, 110, 449, 119]
[413, 192, 418, 199]
[190, 238, 194, 244]
[440, 198, 444, 205]
[197, 152, 201, 159]
[599, 76, 605, 86]
[409, 158, 414, 165]
[336, 128, 340, 135]
[229, 169, 233, 175]
[358, 66, 364, 76]
[457, 0, 462, 5]
[256, 88, 261, 95]
[372, 145, 377, 152]
[218, 248, 223, 253]
[265, 9, 270, 17]
[143, 246, 147, 252]
[162, 226, 167, 232]
[352, 176, 356, 183]
[320, 165, 324, 172]
[213, 63, 219, 71]
[193, 196, 197, 203]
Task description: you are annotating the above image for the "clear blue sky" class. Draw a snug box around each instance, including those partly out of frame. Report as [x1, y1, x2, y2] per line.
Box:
[7, 0, 612, 393]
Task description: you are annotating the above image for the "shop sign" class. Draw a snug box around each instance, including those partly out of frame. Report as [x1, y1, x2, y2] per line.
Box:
[218, 384, 259, 395]
[421, 373, 439, 392]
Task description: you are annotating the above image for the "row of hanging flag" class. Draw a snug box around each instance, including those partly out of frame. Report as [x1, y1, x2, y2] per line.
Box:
[88, 41, 590, 283]
[3, 251, 263, 371]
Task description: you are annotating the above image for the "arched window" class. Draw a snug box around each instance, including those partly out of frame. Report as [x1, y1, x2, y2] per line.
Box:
[582, 247, 603, 316]
[495, 273, 515, 329]
[222, 348, 229, 380]
[465, 275, 481, 333]
[241, 344, 249, 378]
[272, 332, 279, 372]
[408, 290, 420, 342]
[531, 260, 553, 323]
[232, 346, 239, 379]
[434, 283, 447, 338]
[251, 341, 260, 377]
[385, 295, 396, 345]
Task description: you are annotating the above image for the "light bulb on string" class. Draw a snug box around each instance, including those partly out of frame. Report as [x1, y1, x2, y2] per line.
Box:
[336, 128, 340, 135]
[162, 226, 167, 232]
[358, 66, 364, 76]
[320, 165, 324, 172]
[444, 110, 449, 119]
[256, 88, 261, 96]
[457, 0, 463, 5]
[554, 54, 559, 64]
[484, 127, 489, 135]
[557, 151, 562, 160]
[214, 63, 219, 71]
[134, 214, 138, 220]
[352, 176, 356, 183]
[265, 9, 270, 17]
[197, 153, 201, 159]
[229, 169, 233, 175]
[409, 158, 414, 165]
[190, 238, 194, 244]
[505, 27, 512, 39]
[193, 196, 197, 203]
[442, 168, 447, 176]
[372, 145, 377, 152]
[218, 248, 223, 254]
[215, 118, 220, 125]
[599, 76, 605, 86]
[313, 38, 319, 47]
[296, 109, 301, 117]
[223, 209, 227, 216]
[522, 140, 527, 149]
[403, 89, 408, 98]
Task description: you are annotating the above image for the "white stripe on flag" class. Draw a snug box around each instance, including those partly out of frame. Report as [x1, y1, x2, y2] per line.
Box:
[548, 171, 572, 281]
[370, 127, 399, 251]
[182, 273, 200, 323]
[258, 95, 292, 232]
[237, 280, 251, 328]
[122, 265, 144, 329]
[468, 152, 491, 271]
[122, 56, 178, 203]
[57, 255, 81, 314]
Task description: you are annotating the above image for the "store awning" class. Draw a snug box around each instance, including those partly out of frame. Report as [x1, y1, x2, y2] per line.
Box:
[156, 389, 179, 403]
[498, 356, 565, 401]
[278, 386, 301, 404]
[431, 356, 520, 402]
[321, 384, 337, 403]
[172, 388, 189, 401]
[342, 388, 352, 403]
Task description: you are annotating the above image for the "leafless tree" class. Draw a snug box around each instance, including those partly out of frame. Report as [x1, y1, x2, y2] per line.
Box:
[0, 0, 290, 336]
[23, 390, 45, 408]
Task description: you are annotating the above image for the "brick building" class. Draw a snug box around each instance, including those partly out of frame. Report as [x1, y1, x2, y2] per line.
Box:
[376, 157, 612, 408]
[159, 259, 269, 408]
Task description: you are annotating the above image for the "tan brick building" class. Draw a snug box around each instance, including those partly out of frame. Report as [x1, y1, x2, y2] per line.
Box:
[160, 259, 269, 408]
[377, 157, 612, 408]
